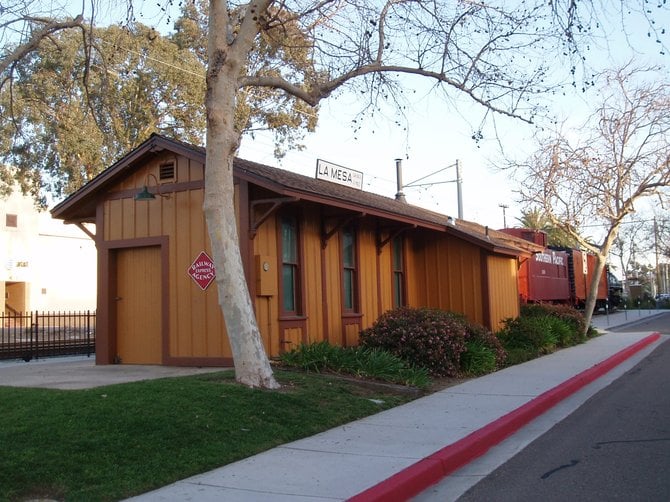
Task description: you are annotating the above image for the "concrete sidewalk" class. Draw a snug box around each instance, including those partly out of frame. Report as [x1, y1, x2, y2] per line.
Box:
[125, 309, 667, 502]
[0, 355, 224, 389]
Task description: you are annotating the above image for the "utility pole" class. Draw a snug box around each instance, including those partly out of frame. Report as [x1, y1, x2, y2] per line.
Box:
[455, 160, 463, 220]
[499, 203, 509, 228]
[654, 217, 660, 295]
[401, 160, 464, 219]
[394, 159, 407, 203]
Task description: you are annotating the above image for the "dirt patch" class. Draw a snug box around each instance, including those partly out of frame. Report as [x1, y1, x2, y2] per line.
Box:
[314, 372, 472, 397]
[425, 375, 471, 393]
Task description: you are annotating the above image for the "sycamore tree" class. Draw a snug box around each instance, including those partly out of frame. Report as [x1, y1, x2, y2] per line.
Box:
[1, 1, 316, 203]
[1, 23, 206, 201]
[611, 218, 655, 297]
[3, 1, 669, 387]
[517, 65, 670, 332]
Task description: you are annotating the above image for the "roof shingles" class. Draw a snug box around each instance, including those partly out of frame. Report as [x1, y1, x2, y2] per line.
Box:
[52, 133, 540, 256]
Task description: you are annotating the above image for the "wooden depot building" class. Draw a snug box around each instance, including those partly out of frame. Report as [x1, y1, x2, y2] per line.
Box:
[51, 134, 540, 366]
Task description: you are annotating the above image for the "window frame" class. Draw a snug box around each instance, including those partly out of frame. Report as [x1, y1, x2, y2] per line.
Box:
[341, 225, 360, 313]
[278, 214, 303, 317]
[391, 235, 406, 308]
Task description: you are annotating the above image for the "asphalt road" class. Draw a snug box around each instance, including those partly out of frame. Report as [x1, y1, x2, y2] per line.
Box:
[456, 314, 670, 502]
[608, 311, 670, 335]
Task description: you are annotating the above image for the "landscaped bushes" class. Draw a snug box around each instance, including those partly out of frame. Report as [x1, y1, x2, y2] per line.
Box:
[359, 307, 467, 377]
[281, 304, 590, 387]
[461, 323, 507, 375]
[359, 307, 503, 377]
[497, 303, 589, 366]
[278, 341, 431, 388]
[520, 303, 588, 345]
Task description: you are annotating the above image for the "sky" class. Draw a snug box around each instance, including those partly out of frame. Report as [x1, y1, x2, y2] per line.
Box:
[62, 1, 668, 232]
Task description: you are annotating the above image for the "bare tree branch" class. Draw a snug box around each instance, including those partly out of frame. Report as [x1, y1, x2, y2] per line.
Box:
[0, 14, 85, 75]
[517, 64, 670, 330]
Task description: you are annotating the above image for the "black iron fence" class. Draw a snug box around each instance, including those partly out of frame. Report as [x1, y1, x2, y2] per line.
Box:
[0, 311, 96, 361]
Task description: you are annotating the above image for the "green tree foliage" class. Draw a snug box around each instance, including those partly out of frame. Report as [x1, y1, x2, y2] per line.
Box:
[1, 22, 205, 201]
[0, 1, 318, 203]
[171, 0, 318, 157]
[516, 208, 578, 247]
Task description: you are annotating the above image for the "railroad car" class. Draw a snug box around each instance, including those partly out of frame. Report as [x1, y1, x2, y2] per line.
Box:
[501, 228, 609, 310]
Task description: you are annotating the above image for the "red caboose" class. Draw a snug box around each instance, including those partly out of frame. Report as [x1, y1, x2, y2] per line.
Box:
[518, 248, 571, 303]
[561, 248, 609, 309]
[501, 228, 608, 309]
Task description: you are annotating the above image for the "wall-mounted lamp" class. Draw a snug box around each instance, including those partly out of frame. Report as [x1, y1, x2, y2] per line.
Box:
[134, 173, 169, 201]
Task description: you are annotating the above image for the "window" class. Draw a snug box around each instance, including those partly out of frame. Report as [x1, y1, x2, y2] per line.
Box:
[280, 216, 301, 314]
[6, 214, 17, 228]
[342, 226, 358, 311]
[392, 236, 405, 307]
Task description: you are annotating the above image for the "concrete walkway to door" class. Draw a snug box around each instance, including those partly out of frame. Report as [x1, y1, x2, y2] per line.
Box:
[0, 355, 226, 390]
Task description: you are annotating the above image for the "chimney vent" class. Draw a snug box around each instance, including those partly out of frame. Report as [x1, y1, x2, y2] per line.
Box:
[395, 159, 407, 203]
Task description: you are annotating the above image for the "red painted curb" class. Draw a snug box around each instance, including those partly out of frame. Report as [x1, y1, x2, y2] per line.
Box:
[348, 333, 661, 502]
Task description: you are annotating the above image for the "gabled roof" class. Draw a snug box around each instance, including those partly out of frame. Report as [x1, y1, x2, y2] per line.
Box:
[51, 133, 540, 256]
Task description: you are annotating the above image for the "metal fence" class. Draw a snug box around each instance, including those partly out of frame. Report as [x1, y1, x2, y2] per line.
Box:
[0, 311, 96, 361]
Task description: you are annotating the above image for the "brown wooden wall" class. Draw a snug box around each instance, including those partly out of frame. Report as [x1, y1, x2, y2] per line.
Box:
[250, 208, 393, 354]
[99, 152, 229, 364]
[406, 229, 485, 326]
[486, 254, 521, 331]
[96, 150, 521, 365]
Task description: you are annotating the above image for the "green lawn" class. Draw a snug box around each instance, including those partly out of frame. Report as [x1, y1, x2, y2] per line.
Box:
[0, 370, 414, 501]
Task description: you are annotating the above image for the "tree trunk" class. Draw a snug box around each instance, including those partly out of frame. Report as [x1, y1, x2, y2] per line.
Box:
[203, 0, 279, 389]
[582, 253, 608, 336]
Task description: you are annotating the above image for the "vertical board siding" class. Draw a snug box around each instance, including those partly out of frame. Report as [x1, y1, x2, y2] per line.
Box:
[283, 327, 303, 350]
[301, 213, 324, 344]
[487, 255, 520, 331]
[324, 235, 343, 344]
[357, 224, 378, 330]
[99, 150, 519, 363]
[115, 246, 162, 364]
[377, 241, 393, 316]
[408, 230, 485, 327]
[345, 323, 360, 346]
[253, 214, 279, 356]
[103, 154, 230, 362]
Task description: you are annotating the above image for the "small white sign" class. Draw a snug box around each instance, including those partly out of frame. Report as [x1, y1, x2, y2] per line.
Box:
[315, 159, 363, 190]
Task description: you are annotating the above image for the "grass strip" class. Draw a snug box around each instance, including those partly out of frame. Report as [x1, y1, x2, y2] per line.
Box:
[0, 370, 414, 501]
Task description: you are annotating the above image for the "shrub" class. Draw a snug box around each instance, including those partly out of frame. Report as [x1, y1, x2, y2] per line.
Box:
[497, 315, 559, 358]
[462, 322, 507, 369]
[359, 307, 468, 377]
[548, 316, 575, 346]
[520, 303, 587, 343]
[278, 342, 430, 388]
[504, 347, 537, 366]
[279, 341, 344, 372]
[461, 340, 497, 375]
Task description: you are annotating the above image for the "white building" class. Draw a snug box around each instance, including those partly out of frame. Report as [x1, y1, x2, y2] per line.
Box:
[1, 186, 96, 313]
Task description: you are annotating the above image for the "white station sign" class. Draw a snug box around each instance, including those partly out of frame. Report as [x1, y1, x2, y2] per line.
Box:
[315, 159, 363, 190]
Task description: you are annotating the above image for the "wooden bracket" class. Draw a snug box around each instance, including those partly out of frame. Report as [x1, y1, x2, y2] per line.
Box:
[321, 213, 364, 249]
[250, 197, 297, 238]
[64, 221, 96, 240]
[376, 225, 414, 254]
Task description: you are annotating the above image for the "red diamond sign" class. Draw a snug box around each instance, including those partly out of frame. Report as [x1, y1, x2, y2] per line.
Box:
[188, 251, 216, 290]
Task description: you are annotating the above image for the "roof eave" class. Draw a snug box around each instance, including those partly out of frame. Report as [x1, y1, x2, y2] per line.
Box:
[234, 167, 447, 232]
[51, 134, 206, 221]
